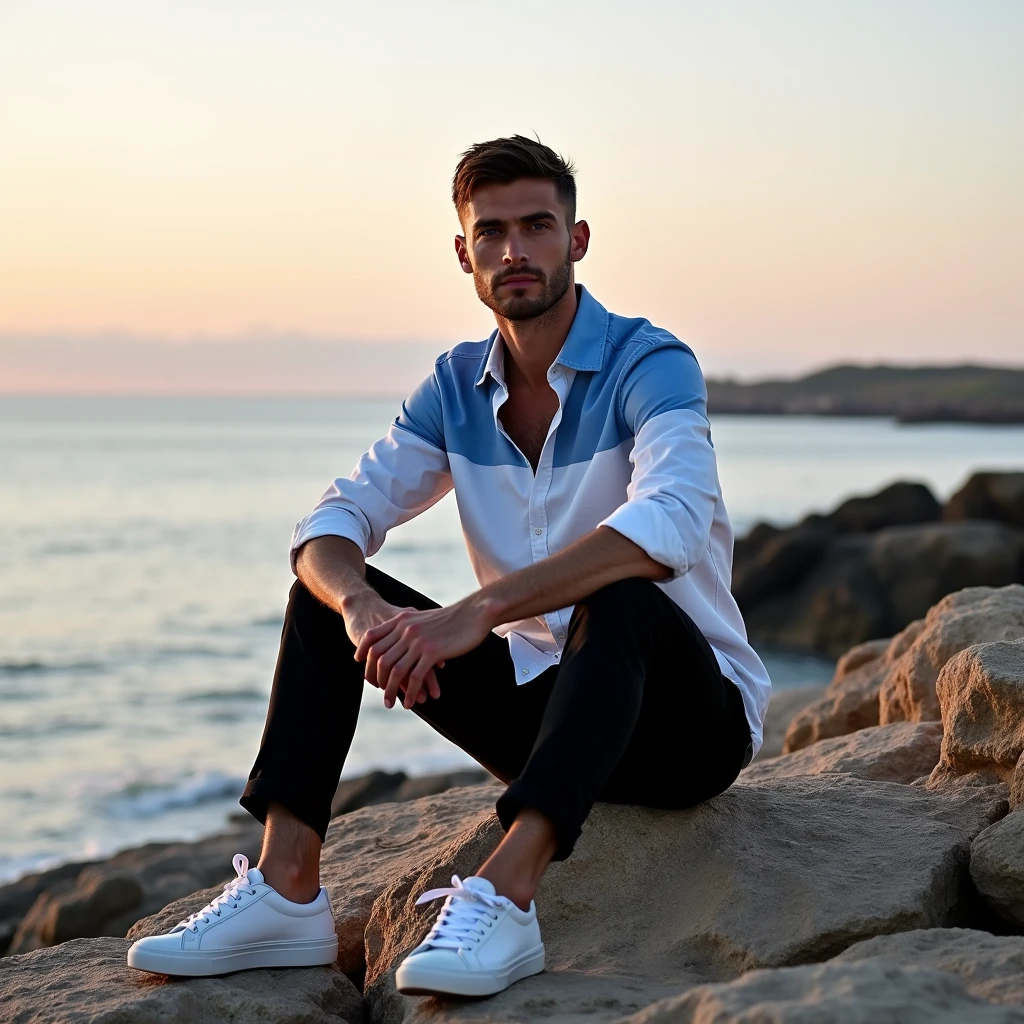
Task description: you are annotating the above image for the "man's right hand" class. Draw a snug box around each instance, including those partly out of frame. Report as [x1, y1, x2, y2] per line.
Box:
[342, 594, 441, 704]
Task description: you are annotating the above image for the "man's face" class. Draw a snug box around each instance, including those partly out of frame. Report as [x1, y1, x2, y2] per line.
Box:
[455, 179, 587, 321]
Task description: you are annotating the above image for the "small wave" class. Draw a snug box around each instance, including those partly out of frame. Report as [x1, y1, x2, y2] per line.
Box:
[0, 658, 103, 677]
[178, 687, 265, 703]
[249, 615, 284, 630]
[104, 771, 246, 820]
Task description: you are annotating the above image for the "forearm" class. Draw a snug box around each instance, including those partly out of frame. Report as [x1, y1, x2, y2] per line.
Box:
[466, 526, 671, 630]
[294, 535, 378, 616]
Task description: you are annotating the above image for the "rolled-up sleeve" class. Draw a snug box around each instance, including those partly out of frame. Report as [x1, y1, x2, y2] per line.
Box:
[597, 340, 718, 578]
[289, 369, 453, 571]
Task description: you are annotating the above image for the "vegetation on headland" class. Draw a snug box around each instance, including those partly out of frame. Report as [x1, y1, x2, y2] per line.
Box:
[707, 364, 1024, 424]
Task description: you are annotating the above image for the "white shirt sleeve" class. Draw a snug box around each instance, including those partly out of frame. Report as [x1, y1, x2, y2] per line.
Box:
[597, 339, 718, 578]
[289, 370, 453, 571]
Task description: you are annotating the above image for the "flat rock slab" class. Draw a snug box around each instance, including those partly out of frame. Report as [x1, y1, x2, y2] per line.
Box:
[363, 776, 1005, 1024]
[745, 721, 942, 785]
[128, 786, 498, 980]
[619, 959, 1024, 1023]
[835, 927, 1024, 1006]
[0, 936, 364, 1024]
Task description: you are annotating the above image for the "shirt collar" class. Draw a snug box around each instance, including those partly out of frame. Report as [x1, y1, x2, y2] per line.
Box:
[474, 284, 610, 388]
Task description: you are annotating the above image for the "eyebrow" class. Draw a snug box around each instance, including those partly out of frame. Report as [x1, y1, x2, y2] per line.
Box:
[472, 210, 558, 231]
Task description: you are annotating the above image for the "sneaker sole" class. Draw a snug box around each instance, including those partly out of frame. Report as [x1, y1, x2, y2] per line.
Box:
[396, 943, 545, 997]
[127, 935, 339, 977]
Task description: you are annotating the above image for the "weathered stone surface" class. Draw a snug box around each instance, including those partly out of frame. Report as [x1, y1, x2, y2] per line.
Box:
[827, 481, 942, 535]
[619, 959, 1024, 1023]
[971, 811, 1024, 927]
[7, 818, 264, 956]
[732, 523, 833, 611]
[868, 522, 1024, 637]
[749, 685, 827, 762]
[782, 622, 924, 752]
[746, 721, 942, 785]
[933, 639, 1024, 782]
[1012, 748, 1024, 811]
[837, 928, 1024, 1006]
[0, 936, 364, 1023]
[10, 870, 142, 954]
[128, 785, 498, 982]
[945, 472, 1024, 530]
[880, 586, 1024, 725]
[745, 535, 887, 657]
[331, 770, 409, 818]
[363, 776, 1002, 1023]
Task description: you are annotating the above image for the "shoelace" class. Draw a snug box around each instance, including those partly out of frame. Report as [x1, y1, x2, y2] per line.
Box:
[414, 875, 508, 951]
[175, 853, 257, 933]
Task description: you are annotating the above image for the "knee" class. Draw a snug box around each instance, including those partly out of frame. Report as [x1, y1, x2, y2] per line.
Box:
[570, 576, 662, 631]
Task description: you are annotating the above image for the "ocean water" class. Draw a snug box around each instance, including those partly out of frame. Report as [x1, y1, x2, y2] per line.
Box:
[2, 395, 1023, 883]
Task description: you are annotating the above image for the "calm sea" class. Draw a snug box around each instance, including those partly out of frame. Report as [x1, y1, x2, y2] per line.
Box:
[2, 396, 1023, 883]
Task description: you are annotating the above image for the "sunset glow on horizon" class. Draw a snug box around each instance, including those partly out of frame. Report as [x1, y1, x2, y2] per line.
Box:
[1, 1, 1022, 391]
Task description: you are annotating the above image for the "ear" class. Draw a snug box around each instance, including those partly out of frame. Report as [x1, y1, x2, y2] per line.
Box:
[570, 220, 591, 263]
[454, 235, 474, 275]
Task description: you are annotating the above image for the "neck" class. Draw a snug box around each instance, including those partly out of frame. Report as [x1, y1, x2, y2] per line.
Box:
[495, 283, 579, 390]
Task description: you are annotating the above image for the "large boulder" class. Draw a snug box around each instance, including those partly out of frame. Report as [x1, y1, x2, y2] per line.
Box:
[971, 811, 1024, 927]
[732, 523, 833, 611]
[878, 586, 1024, 725]
[744, 535, 887, 657]
[746, 721, 942, 785]
[945, 472, 1024, 530]
[868, 522, 1024, 633]
[783, 625, 921, 752]
[750, 685, 827, 762]
[619, 959, 1024, 1023]
[931, 639, 1024, 782]
[6, 818, 263, 956]
[362, 776, 1004, 1023]
[827, 481, 941, 534]
[836, 928, 1024, 1006]
[128, 785, 498, 983]
[0, 936, 363, 1023]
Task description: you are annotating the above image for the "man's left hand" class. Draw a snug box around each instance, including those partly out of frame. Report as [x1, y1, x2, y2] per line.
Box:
[354, 598, 497, 709]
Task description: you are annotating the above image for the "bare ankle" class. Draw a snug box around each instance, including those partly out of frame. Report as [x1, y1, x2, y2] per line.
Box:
[257, 858, 321, 903]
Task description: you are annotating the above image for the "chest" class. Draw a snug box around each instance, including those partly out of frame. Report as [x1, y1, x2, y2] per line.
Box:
[498, 386, 560, 472]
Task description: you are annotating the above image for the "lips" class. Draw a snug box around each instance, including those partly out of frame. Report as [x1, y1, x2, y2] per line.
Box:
[500, 277, 540, 286]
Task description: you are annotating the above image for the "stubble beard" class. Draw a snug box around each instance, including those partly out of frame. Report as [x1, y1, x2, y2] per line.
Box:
[474, 249, 573, 323]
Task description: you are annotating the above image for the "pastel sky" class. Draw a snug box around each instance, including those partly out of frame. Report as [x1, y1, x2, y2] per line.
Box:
[1, 1, 1022, 392]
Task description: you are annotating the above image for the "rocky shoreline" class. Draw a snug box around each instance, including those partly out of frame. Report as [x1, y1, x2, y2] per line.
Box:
[3, 588, 1024, 1018]
[735, 470, 1024, 656]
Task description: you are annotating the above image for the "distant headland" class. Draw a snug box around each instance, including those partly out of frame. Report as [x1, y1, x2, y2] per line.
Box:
[707, 364, 1024, 424]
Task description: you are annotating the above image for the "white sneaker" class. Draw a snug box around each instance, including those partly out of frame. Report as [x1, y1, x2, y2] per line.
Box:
[126, 853, 338, 976]
[395, 875, 545, 997]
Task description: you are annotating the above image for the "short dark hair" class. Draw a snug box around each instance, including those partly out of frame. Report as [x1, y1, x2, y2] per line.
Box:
[452, 135, 577, 225]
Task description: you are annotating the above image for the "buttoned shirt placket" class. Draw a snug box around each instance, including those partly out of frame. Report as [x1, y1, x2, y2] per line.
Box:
[486, 346, 576, 683]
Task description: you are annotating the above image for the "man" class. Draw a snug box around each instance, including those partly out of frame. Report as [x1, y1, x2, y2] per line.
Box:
[127, 136, 771, 996]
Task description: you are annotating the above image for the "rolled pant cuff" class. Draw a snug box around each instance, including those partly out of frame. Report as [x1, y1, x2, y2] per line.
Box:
[239, 778, 330, 843]
[496, 778, 583, 862]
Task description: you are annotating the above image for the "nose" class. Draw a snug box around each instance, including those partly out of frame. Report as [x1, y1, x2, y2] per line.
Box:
[502, 231, 530, 265]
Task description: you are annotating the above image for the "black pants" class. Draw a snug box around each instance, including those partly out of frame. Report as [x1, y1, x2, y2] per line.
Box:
[240, 567, 752, 860]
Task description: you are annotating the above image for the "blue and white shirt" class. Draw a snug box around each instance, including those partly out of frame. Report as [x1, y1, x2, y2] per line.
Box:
[292, 285, 771, 754]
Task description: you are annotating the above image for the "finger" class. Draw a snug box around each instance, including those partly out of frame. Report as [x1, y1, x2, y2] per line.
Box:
[384, 647, 419, 709]
[403, 652, 436, 709]
[426, 669, 441, 701]
[354, 617, 400, 662]
[415, 689, 427, 704]
[365, 630, 402, 689]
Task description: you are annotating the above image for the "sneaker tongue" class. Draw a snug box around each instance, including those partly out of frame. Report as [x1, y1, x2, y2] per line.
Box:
[246, 867, 265, 885]
[461, 876, 496, 897]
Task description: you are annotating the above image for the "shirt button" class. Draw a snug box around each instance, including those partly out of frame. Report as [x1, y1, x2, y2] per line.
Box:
[521, 668, 529, 676]
[558, 633, 566, 641]
[535, 528, 543, 535]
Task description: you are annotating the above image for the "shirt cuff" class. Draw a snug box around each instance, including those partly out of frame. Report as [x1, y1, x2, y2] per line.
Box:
[598, 499, 688, 578]
[289, 507, 369, 573]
